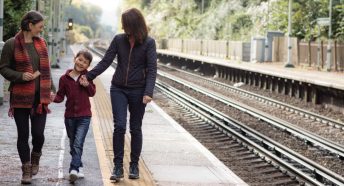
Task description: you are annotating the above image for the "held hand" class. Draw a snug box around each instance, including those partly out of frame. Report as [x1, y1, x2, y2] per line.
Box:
[80, 80, 89, 87]
[79, 75, 89, 87]
[143, 95, 152, 104]
[22, 72, 34, 81]
[80, 75, 87, 82]
[50, 92, 56, 102]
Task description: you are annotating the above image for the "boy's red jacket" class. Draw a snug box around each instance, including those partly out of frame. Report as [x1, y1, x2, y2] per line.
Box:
[54, 69, 96, 118]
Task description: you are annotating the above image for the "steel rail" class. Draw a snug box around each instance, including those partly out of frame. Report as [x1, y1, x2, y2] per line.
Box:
[158, 71, 344, 159]
[159, 63, 344, 130]
[156, 80, 344, 186]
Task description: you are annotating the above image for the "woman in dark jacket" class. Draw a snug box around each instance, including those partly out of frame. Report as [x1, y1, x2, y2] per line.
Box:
[0, 11, 53, 184]
[81, 8, 157, 182]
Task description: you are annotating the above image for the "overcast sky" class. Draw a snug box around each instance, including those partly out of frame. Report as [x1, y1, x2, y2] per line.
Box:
[83, 0, 122, 31]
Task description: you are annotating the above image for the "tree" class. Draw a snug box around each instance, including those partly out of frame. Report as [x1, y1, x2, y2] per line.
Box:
[3, 0, 31, 41]
[124, 0, 344, 41]
[333, 1, 344, 41]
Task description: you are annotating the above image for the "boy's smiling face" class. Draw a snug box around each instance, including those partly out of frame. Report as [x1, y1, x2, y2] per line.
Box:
[74, 54, 90, 72]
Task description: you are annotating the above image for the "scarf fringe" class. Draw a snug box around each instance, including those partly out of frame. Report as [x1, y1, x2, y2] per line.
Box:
[8, 107, 14, 118]
[36, 104, 51, 114]
[7, 104, 51, 118]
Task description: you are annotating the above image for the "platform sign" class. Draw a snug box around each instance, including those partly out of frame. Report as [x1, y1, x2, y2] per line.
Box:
[317, 18, 330, 26]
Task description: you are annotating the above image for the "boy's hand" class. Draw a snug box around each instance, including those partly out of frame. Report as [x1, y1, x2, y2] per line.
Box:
[143, 95, 152, 104]
[50, 92, 56, 102]
[80, 75, 87, 82]
[80, 81, 89, 87]
[79, 75, 89, 87]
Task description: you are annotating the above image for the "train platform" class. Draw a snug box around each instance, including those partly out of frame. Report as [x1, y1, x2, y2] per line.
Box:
[157, 49, 344, 91]
[0, 45, 247, 186]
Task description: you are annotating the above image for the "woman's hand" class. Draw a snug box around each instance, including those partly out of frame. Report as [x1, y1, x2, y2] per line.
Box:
[143, 95, 152, 104]
[50, 92, 56, 102]
[22, 72, 34, 81]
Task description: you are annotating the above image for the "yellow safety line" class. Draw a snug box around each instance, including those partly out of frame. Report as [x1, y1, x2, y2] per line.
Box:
[91, 98, 113, 186]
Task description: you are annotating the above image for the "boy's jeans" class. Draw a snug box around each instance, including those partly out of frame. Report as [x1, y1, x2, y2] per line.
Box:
[65, 116, 91, 172]
[110, 85, 146, 167]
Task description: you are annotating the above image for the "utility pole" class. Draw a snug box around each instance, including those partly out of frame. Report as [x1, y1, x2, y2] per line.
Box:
[285, 0, 294, 67]
[0, 0, 4, 105]
[326, 0, 333, 71]
[201, 0, 204, 14]
[47, 0, 53, 63]
[317, 24, 321, 69]
[264, 0, 270, 62]
[51, 0, 60, 68]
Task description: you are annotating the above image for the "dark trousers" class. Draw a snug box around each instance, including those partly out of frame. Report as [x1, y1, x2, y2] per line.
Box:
[65, 116, 91, 172]
[110, 85, 146, 167]
[13, 108, 47, 164]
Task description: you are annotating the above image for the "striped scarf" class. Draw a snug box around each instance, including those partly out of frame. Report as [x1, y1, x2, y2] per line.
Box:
[10, 31, 51, 114]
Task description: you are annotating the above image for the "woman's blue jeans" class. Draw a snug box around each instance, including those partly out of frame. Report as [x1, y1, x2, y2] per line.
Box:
[110, 85, 146, 167]
[65, 116, 91, 172]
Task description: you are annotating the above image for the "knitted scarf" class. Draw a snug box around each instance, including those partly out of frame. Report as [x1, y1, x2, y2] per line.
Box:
[10, 31, 51, 115]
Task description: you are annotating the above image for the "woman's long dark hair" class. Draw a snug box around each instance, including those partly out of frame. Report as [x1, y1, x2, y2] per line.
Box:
[121, 8, 148, 43]
[20, 10, 44, 31]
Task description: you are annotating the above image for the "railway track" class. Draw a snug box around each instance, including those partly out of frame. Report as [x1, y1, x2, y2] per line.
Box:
[155, 81, 343, 185]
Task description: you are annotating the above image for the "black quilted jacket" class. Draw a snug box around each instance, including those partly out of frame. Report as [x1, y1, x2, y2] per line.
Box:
[86, 33, 157, 97]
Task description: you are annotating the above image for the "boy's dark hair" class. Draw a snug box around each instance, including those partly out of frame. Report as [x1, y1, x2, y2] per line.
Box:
[21, 10, 44, 31]
[76, 49, 93, 64]
[121, 8, 148, 44]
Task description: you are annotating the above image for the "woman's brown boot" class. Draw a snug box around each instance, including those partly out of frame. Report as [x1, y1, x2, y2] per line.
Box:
[31, 151, 42, 175]
[21, 162, 32, 184]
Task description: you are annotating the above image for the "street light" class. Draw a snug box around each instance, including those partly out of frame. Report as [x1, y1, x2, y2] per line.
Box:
[284, 0, 294, 68]
[0, 0, 4, 105]
[68, 18, 73, 30]
[316, 17, 330, 69]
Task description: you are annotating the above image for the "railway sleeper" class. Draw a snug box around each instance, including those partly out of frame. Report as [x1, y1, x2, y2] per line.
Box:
[258, 168, 281, 175]
[192, 121, 209, 126]
[238, 155, 258, 161]
[263, 172, 290, 180]
[232, 151, 252, 157]
[195, 131, 223, 138]
[251, 163, 273, 169]
[270, 179, 301, 186]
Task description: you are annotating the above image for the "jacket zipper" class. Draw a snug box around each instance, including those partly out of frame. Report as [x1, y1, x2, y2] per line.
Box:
[125, 46, 133, 85]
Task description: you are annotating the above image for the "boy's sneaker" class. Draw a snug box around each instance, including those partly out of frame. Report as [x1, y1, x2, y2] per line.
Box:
[129, 164, 139, 179]
[78, 167, 84, 178]
[69, 170, 78, 183]
[109, 166, 124, 181]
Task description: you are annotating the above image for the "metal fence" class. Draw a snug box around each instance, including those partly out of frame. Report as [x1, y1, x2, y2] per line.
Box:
[159, 38, 343, 72]
[165, 39, 251, 62]
[273, 37, 344, 71]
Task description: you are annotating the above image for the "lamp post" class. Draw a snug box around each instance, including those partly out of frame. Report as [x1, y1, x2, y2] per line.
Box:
[316, 17, 330, 69]
[326, 0, 333, 71]
[0, 0, 4, 105]
[285, 0, 294, 68]
[201, 0, 204, 14]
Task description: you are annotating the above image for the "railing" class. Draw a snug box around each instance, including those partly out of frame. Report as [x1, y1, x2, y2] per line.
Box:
[160, 38, 251, 62]
[158, 38, 344, 72]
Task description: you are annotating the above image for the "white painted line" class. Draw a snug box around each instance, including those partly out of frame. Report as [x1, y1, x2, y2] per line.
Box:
[56, 129, 67, 186]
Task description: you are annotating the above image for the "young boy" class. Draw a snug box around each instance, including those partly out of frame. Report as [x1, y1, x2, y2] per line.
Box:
[52, 49, 96, 183]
